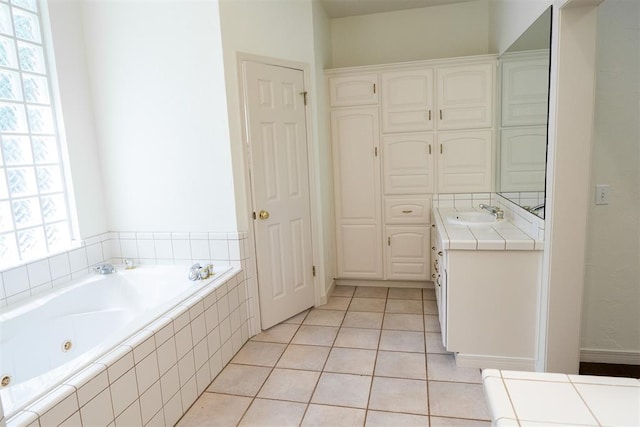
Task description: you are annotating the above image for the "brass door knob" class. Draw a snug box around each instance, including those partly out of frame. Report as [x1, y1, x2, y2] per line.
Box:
[258, 210, 270, 220]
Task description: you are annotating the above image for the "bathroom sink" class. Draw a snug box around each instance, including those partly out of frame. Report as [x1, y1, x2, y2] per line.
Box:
[446, 211, 498, 226]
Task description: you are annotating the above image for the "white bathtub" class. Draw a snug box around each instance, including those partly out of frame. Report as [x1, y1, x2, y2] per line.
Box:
[0, 264, 232, 419]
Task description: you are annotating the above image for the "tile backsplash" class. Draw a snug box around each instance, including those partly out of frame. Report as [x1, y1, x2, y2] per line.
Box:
[0, 231, 251, 308]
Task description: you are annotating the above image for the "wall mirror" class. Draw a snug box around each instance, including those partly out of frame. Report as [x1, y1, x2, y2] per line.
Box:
[496, 7, 552, 218]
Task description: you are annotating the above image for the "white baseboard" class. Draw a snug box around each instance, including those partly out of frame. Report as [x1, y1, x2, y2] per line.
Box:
[323, 278, 336, 304]
[580, 349, 640, 365]
[334, 278, 430, 289]
[455, 353, 537, 371]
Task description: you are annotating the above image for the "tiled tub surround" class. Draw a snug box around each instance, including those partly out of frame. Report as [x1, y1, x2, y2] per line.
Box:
[482, 369, 640, 426]
[0, 231, 251, 308]
[1, 264, 233, 417]
[4, 266, 251, 427]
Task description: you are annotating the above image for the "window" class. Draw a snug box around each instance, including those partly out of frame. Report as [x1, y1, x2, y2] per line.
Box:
[0, 0, 72, 269]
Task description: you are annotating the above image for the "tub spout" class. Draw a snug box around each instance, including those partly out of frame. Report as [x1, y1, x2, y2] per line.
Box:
[94, 263, 116, 274]
[189, 263, 214, 281]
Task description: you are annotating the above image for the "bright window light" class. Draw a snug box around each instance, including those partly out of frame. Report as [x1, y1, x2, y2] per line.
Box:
[0, 0, 73, 269]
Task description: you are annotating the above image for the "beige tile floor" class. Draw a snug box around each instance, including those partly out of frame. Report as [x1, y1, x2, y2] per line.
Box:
[177, 286, 491, 426]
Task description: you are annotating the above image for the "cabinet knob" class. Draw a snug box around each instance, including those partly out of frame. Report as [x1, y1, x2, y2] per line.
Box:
[438, 251, 443, 257]
[431, 246, 436, 251]
[402, 210, 413, 214]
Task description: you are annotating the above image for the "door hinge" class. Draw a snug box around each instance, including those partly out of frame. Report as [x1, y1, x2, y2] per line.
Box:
[252, 211, 256, 220]
[301, 91, 308, 106]
[312, 266, 316, 277]
[388, 236, 391, 246]
[373, 83, 376, 94]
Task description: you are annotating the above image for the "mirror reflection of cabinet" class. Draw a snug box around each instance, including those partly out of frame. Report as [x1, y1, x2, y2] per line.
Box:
[499, 50, 549, 193]
[496, 7, 551, 216]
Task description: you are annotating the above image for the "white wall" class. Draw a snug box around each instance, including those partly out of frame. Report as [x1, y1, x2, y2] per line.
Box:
[218, 0, 335, 294]
[331, 0, 492, 68]
[80, 0, 237, 233]
[312, 0, 337, 292]
[489, 0, 553, 54]
[45, 0, 108, 238]
[582, 0, 640, 360]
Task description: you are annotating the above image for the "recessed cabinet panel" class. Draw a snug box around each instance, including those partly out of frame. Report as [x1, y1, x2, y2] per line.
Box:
[381, 69, 434, 132]
[437, 64, 493, 130]
[501, 51, 550, 127]
[332, 109, 381, 220]
[339, 224, 383, 278]
[331, 107, 383, 279]
[329, 74, 378, 107]
[385, 226, 430, 280]
[437, 130, 492, 193]
[382, 133, 434, 194]
[499, 127, 546, 192]
[384, 196, 431, 224]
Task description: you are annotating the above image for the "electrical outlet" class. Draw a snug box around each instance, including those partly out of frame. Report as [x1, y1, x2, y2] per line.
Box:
[595, 184, 610, 205]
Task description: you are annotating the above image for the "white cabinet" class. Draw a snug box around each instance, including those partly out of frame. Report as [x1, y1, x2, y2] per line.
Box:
[381, 69, 434, 133]
[436, 63, 494, 130]
[329, 73, 378, 107]
[327, 55, 496, 281]
[331, 107, 383, 279]
[385, 226, 430, 280]
[437, 130, 492, 193]
[500, 51, 550, 127]
[382, 133, 435, 195]
[499, 127, 547, 192]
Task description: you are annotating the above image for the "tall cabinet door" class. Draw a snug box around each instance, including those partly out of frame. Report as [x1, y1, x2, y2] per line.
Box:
[437, 130, 492, 193]
[332, 108, 383, 279]
[381, 69, 434, 133]
[436, 63, 493, 130]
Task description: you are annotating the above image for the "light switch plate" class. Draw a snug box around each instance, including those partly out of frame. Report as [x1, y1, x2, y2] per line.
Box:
[595, 184, 610, 205]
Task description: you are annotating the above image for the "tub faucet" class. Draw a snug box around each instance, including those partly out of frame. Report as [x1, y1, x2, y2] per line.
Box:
[479, 204, 504, 220]
[94, 263, 116, 274]
[188, 263, 214, 281]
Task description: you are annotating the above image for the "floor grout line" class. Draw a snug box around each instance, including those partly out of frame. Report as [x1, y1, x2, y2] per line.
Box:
[180, 285, 491, 426]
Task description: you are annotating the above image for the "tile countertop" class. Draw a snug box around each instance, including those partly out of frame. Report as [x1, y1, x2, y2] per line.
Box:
[482, 369, 640, 427]
[433, 207, 543, 251]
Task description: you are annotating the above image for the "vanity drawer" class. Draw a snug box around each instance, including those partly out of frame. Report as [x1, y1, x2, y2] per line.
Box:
[384, 197, 431, 224]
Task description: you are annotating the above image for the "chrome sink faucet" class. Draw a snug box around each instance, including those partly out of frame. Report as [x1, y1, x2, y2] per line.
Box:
[479, 204, 504, 220]
[94, 263, 116, 274]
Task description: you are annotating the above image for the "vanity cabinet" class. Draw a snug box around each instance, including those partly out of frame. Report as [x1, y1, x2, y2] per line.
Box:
[432, 207, 543, 369]
[327, 55, 495, 281]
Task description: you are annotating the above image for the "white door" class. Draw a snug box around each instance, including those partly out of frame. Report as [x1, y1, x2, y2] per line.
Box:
[242, 61, 315, 329]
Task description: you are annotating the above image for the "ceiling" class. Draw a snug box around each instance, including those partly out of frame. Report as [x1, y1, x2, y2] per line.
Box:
[321, 0, 477, 19]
